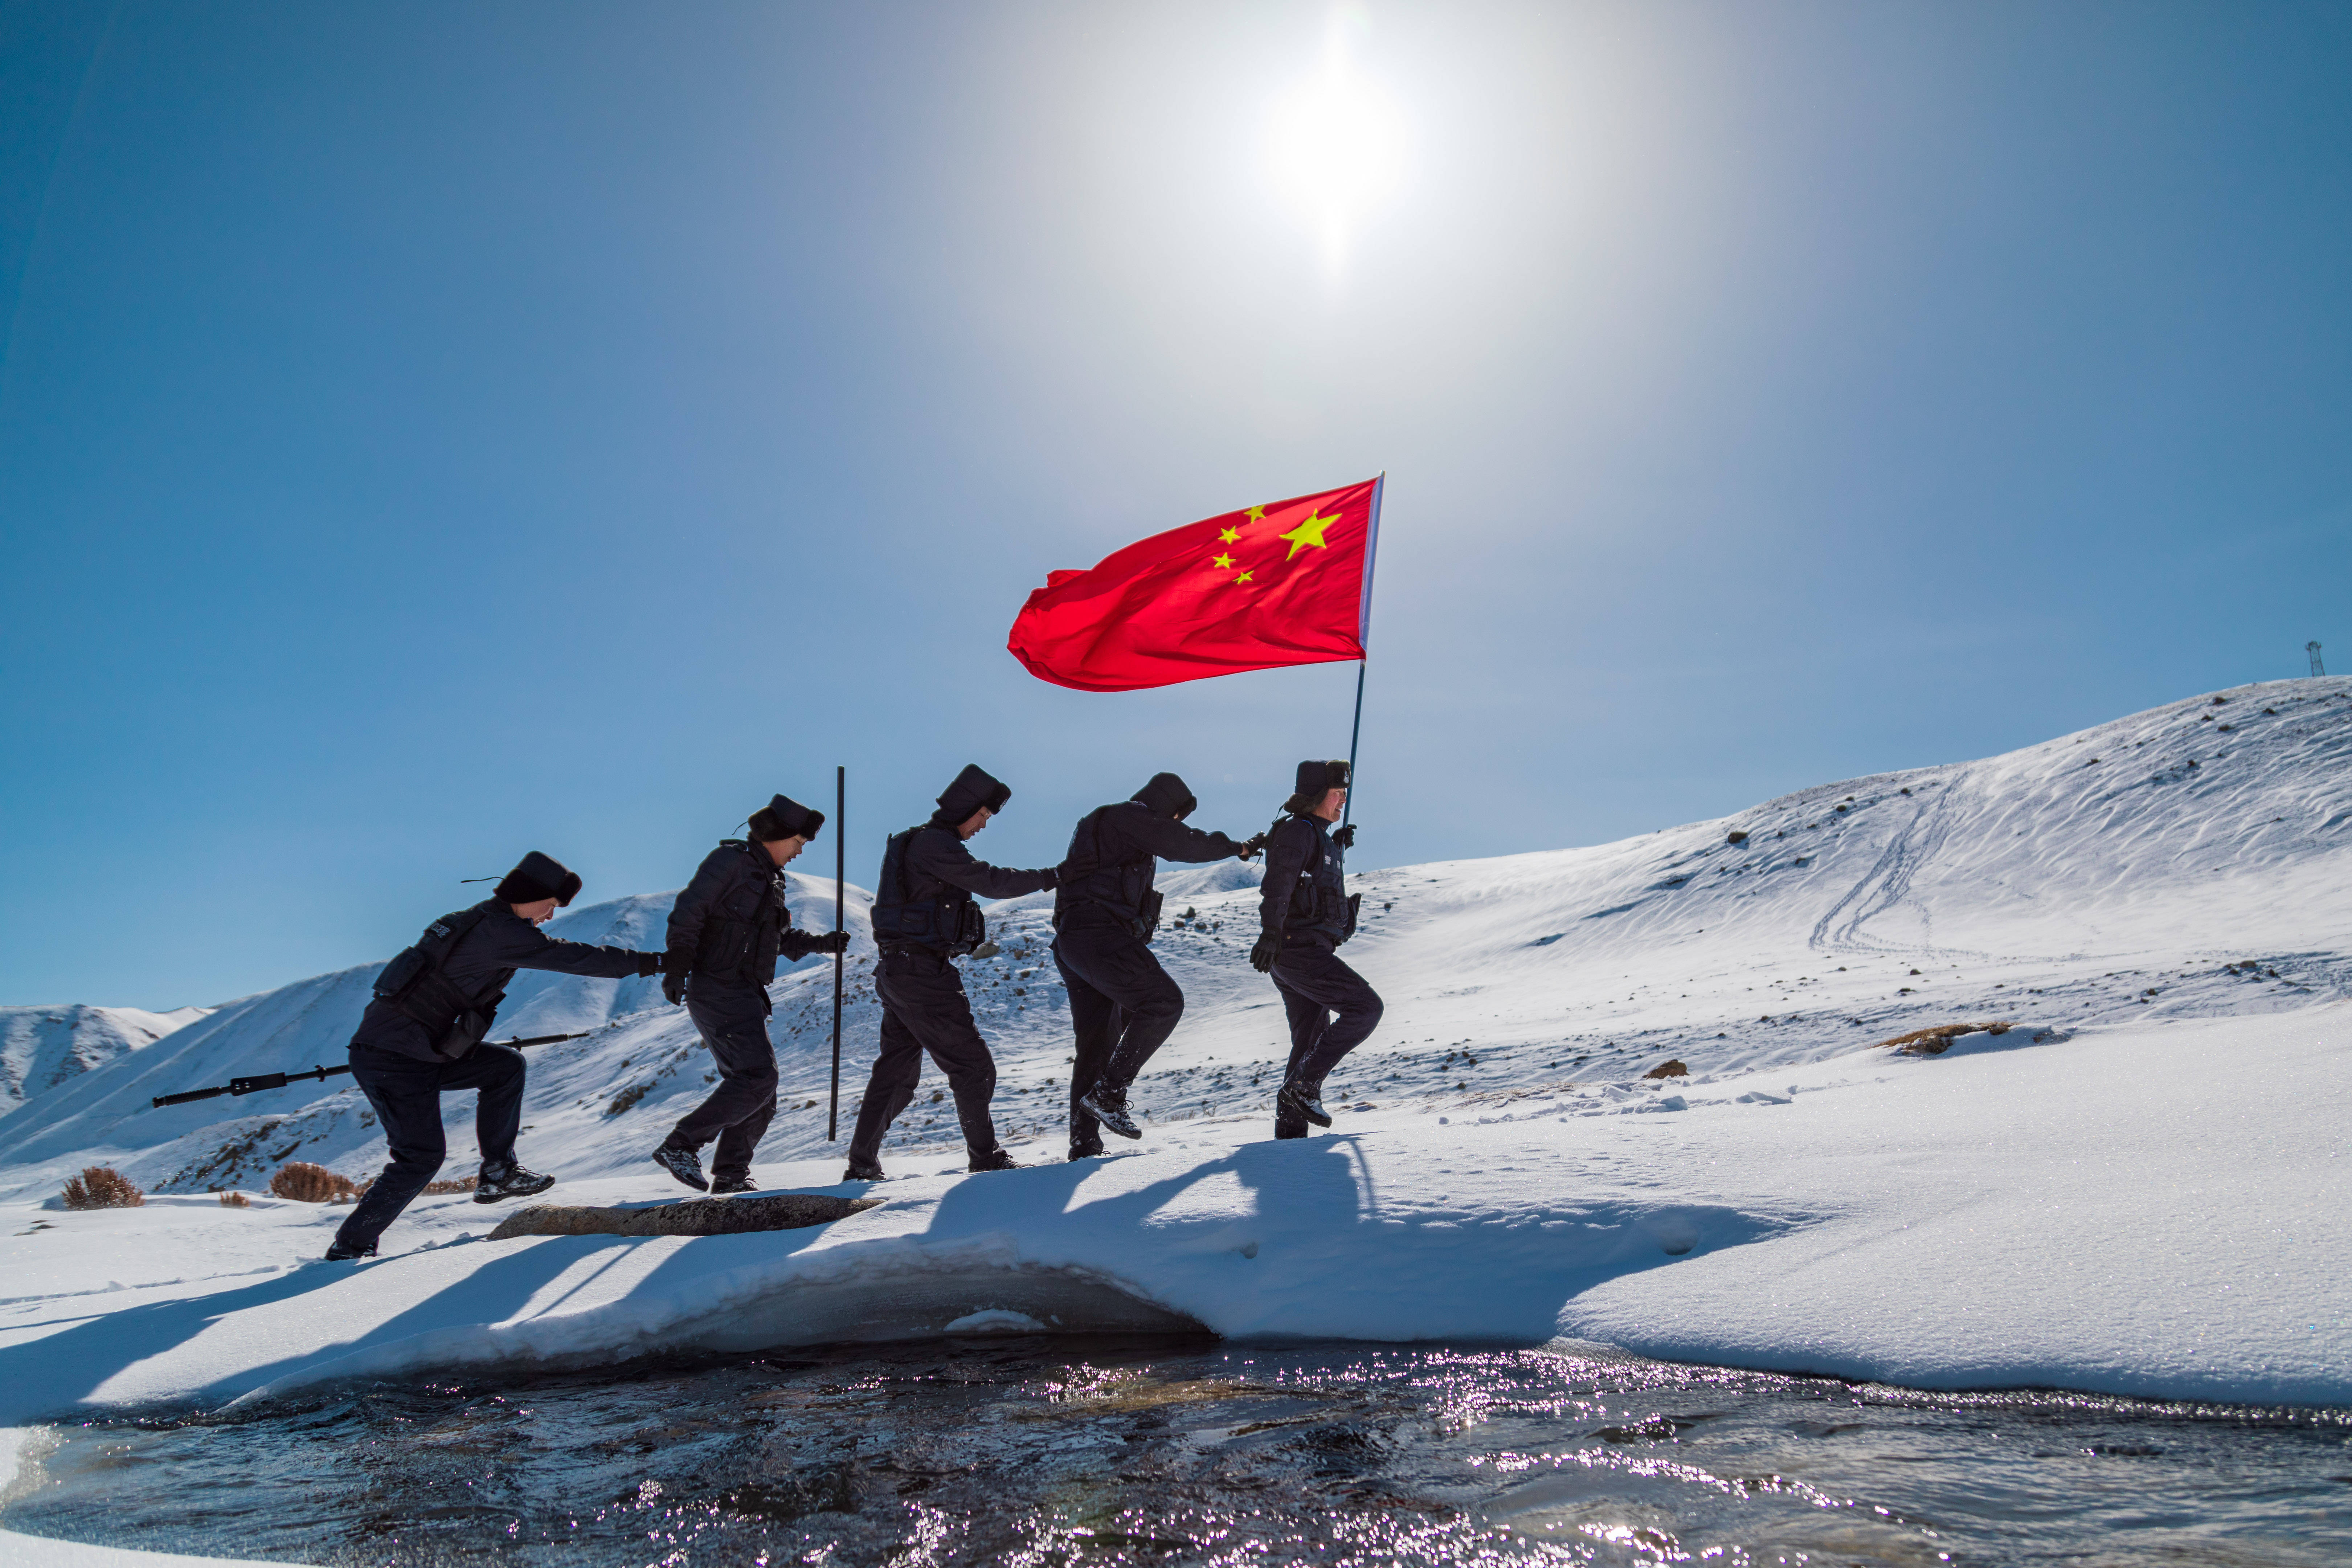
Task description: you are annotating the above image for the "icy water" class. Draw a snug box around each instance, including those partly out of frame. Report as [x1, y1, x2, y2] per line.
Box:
[8, 1337, 2350, 1567]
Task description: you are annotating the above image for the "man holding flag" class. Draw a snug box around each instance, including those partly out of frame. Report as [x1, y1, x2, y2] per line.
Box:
[1007, 474, 1388, 1143]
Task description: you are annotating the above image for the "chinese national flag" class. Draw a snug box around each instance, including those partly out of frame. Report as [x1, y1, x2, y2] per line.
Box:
[1008, 476, 1383, 692]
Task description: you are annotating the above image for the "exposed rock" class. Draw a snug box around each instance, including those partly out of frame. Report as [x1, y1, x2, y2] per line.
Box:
[489, 1192, 883, 1241]
[1878, 1021, 2014, 1056]
[1642, 1059, 1689, 1079]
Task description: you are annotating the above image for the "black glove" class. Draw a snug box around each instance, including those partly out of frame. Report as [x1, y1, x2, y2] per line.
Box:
[813, 929, 850, 956]
[1249, 932, 1283, 973]
[661, 954, 690, 1006]
[1238, 833, 1268, 862]
[1332, 823, 1356, 849]
[1040, 865, 1059, 889]
[635, 951, 663, 978]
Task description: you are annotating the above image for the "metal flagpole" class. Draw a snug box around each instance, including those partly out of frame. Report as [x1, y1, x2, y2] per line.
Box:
[1341, 474, 1384, 831]
[829, 763, 845, 1141]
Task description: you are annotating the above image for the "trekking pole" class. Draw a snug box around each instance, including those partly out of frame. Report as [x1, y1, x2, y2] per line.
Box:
[151, 1032, 593, 1109]
[829, 763, 845, 1141]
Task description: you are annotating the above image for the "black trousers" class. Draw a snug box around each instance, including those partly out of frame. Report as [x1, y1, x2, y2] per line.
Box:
[663, 979, 778, 1181]
[333, 1043, 527, 1250]
[1270, 944, 1384, 1138]
[1053, 919, 1185, 1149]
[848, 948, 1001, 1164]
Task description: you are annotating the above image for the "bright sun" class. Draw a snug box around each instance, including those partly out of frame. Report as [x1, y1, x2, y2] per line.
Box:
[1263, 13, 1407, 277]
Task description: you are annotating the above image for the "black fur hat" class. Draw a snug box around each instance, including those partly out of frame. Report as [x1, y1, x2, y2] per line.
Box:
[932, 763, 1011, 826]
[1131, 772, 1197, 819]
[1284, 759, 1350, 816]
[494, 850, 583, 908]
[748, 794, 824, 842]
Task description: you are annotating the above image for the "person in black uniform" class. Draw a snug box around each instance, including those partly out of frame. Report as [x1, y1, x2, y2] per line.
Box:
[1251, 760, 1383, 1138]
[1059, 771, 1261, 1155]
[845, 764, 1058, 1180]
[651, 793, 849, 1194]
[326, 851, 666, 1261]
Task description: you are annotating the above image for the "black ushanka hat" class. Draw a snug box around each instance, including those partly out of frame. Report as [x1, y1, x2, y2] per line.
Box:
[749, 794, 825, 842]
[494, 850, 583, 907]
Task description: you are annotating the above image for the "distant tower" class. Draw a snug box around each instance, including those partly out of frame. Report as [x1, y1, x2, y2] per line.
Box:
[2312, 641, 2327, 677]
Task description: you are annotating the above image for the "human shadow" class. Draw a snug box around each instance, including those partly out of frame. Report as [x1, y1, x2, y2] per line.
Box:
[908, 1131, 1802, 1343]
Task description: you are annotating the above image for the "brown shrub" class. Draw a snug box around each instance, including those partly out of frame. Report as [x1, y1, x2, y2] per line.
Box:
[270, 1161, 359, 1203]
[61, 1166, 145, 1209]
[1642, 1059, 1689, 1080]
[217, 1190, 251, 1208]
[421, 1175, 477, 1196]
[1878, 1021, 2013, 1056]
[607, 1082, 651, 1117]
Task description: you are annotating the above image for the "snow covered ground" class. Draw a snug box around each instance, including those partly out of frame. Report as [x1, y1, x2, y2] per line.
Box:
[0, 679, 2345, 1435]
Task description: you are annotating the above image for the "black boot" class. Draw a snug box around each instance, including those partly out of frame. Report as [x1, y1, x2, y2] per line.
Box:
[1068, 1139, 1104, 1162]
[843, 1158, 885, 1182]
[323, 1238, 376, 1261]
[968, 1147, 1020, 1172]
[1079, 1081, 1142, 1140]
[1277, 1078, 1333, 1129]
[709, 1174, 758, 1195]
[474, 1163, 557, 1204]
[650, 1145, 709, 1192]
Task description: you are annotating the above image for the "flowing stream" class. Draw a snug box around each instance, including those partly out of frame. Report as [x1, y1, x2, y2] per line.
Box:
[6, 1336, 2348, 1566]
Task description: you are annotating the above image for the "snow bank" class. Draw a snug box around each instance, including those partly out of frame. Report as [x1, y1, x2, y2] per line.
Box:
[0, 680, 2343, 1418]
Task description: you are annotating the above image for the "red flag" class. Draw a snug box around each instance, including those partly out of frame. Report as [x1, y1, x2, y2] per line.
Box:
[1008, 476, 1383, 692]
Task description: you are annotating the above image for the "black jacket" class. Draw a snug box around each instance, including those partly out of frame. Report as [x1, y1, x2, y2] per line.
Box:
[667, 839, 826, 990]
[1056, 773, 1246, 932]
[352, 900, 654, 1063]
[901, 829, 1058, 917]
[1259, 814, 1351, 946]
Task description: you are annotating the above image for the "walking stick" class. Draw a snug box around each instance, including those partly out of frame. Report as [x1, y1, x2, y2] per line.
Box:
[829, 763, 845, 1141]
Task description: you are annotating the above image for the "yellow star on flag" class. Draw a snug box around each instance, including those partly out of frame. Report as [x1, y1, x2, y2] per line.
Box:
[1279, 512, 1336, 561]
[1244, 506, 1266, 522]
[1217, 526, 1240, 543]
[1210, 552, 1234, 570]
[1235, 569, 1254, 584]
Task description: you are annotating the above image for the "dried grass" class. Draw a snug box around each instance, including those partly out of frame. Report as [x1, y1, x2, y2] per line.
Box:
[421, 1175, 477, 1196]
[216, 1190, 251, 1208]
[1877, 1021, 2013, 1056]
[270, 1161, 359, 1203]
[61, 1166, 145, 1209]
[1642, 1059, 1689, 1080]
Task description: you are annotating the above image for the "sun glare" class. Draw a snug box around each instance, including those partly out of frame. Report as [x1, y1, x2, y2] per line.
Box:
[1263, 10, 1407, 279]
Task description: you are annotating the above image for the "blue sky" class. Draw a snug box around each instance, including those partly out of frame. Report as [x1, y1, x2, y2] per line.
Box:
[3, 0, 2347, 1008]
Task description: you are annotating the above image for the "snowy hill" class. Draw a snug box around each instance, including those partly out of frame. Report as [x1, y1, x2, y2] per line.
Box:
[0, 680, 2343, 1411]
[6, 679, 2341, 1205]
[0, 1005, 208, 1121]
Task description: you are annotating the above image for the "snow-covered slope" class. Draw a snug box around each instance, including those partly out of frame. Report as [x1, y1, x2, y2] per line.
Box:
[0, 680, 2344, 1412]
[0, 1006, 207, 1121]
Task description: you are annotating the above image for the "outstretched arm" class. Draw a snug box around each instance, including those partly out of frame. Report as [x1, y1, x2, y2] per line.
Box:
[913, 830, 1058, 900]
[1124, 812, 1249, 865]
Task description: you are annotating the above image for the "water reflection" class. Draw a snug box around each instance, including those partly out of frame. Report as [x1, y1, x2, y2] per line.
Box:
[9, 1337, 2349, 1565]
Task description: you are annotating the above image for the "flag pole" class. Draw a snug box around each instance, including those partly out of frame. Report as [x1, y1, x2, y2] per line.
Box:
[1342, 474, 1384, 831]
[828, 763, 844, 1141]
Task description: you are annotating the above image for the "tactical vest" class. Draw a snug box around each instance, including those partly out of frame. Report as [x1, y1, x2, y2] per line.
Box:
[869, 827, 986, 956]
[1054, 805, 1164, 939]
[373, 906, 503, 1060]
[1268, 815, 1361, 945]
[692, 840, 790, 983]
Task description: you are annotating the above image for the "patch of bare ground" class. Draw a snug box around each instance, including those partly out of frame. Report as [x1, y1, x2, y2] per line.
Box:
[1877, 1021, 2016, 1055]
